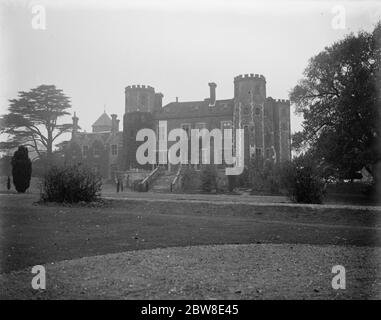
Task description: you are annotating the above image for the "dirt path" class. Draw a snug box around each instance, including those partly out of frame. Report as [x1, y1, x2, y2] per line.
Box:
[102, 191, 381, 211]
[1, 243, 380, 299]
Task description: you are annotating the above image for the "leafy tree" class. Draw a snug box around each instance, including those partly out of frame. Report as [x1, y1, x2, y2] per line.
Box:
[0, 85, 73, 160]
[0, 155, 12, 176]
[280, 154, 326, 204]
[290, 22, 381, 181]
[11, 146, 32, 193]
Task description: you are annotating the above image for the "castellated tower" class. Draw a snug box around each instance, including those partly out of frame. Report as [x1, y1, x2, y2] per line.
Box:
[233, 74, 291, 165]
[233, 74, 267, 163]
[123, 85, 163, 169]
[125, 85, 156, 113]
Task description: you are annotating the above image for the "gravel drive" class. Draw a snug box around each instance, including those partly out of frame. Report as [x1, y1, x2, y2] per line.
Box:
[1, 243, 380, 299]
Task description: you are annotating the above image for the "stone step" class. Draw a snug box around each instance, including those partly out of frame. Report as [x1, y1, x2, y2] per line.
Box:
[150, 172, 177, 192]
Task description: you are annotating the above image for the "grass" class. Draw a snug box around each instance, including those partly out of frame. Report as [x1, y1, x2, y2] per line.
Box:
[1, 194, 380, 274]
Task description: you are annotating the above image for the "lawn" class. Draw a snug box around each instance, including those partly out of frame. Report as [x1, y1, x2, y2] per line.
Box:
[1, 194, 380, 274]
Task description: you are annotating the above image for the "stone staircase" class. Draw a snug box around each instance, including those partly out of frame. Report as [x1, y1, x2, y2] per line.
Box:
[150, 171, 177, 193]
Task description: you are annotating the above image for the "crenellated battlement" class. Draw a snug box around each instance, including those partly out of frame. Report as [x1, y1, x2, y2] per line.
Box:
[234, 73, 266, 82]
[276, 99, 290, 104]
[125, 85, 155, 91]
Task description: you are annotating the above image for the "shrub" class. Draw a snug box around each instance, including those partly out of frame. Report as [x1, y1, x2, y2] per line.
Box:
[11, 146, 32, 193]
[237, 166, 251, 188]
[281, 158, 326, 204]
[227, 174, 236, 192]
[181, 166, 198, 191]
[132, 179, 148, 192]
[41, 163, 102, 203]
[200, 165, 217, 192]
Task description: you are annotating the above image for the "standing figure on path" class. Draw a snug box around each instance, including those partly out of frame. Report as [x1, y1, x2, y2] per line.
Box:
[115, 175, 119, 193]
[119, 176, 124, 192]
[7, 176, 11, 191]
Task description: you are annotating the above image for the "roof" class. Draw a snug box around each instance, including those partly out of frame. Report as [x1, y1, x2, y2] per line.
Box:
[156, 99, 234, 120]
[92, 112, 112, 127]
[71, 131, 123, 145]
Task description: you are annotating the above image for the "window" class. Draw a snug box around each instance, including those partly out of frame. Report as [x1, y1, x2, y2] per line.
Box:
[93, 142, 103, 157]
[111, 144, 118, 155]
[195, 122, 206, 130]
[181, 123, 191, 138]
[221, 121, 232, 131]
[140, 93, 148, 107]
[256, 148, 262, 156]
[158, 123, 166, 140]
[221, 121, 232, 141]
[266, 148, 270, 159]
[255, 107, 261, 115]
[83, 145, 89, 156]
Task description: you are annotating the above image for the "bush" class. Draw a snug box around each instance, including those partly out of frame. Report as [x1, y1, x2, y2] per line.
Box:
[200, 165, 217, 192]
[281, 158, 326, 204]
[237, 166, 251, 188]
[11, 146, 32, 193]
[227, 175, 236, 192]
[41, 164, 102, 203]
[132, 179, 148, 192]
[181, 166, 198, 191]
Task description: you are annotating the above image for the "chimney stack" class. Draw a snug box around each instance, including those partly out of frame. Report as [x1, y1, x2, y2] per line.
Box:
[154, 93, 164, 112]
[111, 114, 119, 132]
[72, 112, 79, 139]
[208, 82, 217, 106]
[176, 97, 179, 103]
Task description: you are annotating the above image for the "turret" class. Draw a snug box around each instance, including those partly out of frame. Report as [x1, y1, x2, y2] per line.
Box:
[124, 85, 156, 113]
[234, 73, 266, 103]
[233, 74, 267, 163]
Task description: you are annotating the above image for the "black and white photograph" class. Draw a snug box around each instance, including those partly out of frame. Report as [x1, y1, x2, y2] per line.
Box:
[0, 0, 380, 306]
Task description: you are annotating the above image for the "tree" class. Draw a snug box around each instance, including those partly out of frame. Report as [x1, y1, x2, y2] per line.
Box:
[280, 154, 326, 204]
[11, 146, 32, 193]
[0, 85, 73, 160]
[290, 22, 381, 181]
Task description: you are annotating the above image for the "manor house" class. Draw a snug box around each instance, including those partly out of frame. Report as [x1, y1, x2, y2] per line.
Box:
[64, 74, 291, 179]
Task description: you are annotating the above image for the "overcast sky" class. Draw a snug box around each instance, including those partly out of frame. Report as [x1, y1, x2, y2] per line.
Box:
[1, 0, 380, 144]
